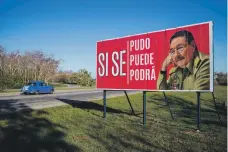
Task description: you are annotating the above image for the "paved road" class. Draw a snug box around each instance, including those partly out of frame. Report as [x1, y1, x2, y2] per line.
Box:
[0, 88, 97, 97]
[0, 89, 140, 114]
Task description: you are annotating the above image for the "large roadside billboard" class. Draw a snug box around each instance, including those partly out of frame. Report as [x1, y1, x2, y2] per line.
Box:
[96, 21, 213, 92]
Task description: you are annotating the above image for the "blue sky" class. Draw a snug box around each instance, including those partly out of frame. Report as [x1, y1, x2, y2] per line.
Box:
[0, 0, 227, 78]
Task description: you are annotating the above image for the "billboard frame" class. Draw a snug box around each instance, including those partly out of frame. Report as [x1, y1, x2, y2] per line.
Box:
[96, 21, 214, 92]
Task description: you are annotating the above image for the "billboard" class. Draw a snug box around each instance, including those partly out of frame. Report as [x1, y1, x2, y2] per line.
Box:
[96, 21, 213, 92]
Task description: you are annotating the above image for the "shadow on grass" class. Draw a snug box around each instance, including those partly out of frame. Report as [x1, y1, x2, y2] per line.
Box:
[56, 98, 136, 116]
[82, 92, 227, 152]
[85, 122, 175, 152]
[85, 113, 227, 152]
[0, 99, 79, 152]
[147, 93, 227, 128]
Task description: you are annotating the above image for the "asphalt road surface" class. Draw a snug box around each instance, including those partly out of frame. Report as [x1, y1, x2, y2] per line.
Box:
[0, 89, 140, 114]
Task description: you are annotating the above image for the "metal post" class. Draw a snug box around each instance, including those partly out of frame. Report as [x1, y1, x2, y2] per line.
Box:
[163, 92, 175, 120]
[143, 91, 146, 125]
[163, 91, 168, 106]
[196, 92, 200, 132]
[103, 90, 106, 118]
[124, 91, 135, 115]
[212, 92, 222, 125]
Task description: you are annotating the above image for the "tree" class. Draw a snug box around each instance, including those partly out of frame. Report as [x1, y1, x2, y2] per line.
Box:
[76, 68, 93, 86]
[69, 72, 80, 84]
[0, 46, 61, 90]
[0, 46, 8, 90]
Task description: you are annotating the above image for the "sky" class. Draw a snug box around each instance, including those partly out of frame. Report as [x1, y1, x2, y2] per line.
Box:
[0, 0, 227, 78]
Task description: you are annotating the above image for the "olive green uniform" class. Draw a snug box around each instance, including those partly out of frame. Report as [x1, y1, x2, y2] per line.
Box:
[157, 50, 210, 90]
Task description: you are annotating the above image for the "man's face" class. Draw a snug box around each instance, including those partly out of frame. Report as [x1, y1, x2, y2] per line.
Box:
[169, 36, 194, 68]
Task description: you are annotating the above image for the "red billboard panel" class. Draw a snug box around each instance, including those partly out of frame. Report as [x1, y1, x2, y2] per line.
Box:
[96, 21, 213, 92]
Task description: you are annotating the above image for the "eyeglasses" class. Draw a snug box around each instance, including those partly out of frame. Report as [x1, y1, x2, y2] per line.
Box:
[169, 44, 188, 56]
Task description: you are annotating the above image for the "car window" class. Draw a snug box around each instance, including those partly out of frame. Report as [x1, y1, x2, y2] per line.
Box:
[40, 83, 43, 86]
[43, 83, 47, 86]
[27, 82, 36, 86]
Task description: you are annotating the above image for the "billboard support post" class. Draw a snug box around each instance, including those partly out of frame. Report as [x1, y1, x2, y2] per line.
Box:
[212, 92, 222, 125]
[196, 92, 201, 132]
[196, 92, 222, 132]
[163, 92, 175, 120]
[124, 91, 135, 115]
[103, 90, 106, 118]
[143, 91, 146, 125]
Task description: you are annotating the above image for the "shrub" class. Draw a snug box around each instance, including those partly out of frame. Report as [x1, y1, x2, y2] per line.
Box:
[215, 72, 227, 85]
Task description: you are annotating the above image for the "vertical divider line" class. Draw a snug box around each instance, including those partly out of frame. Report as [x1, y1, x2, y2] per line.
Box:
[127, 41, 130, 84]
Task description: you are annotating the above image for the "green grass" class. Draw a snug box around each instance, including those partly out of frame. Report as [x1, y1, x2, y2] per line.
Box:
[49, 83, 69, 88]
[0, 89, 20, 93]
[0, 85, 226, 152]
[54, 86, 95, 90]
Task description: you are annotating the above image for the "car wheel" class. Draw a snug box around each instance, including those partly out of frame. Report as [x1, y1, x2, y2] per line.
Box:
[35, 91, 39, 95]
[50, 89, 54, 94]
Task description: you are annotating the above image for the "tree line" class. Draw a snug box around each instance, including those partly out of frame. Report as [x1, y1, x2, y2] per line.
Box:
[54, 69, 95, 86]
[0, 46, 95, 91]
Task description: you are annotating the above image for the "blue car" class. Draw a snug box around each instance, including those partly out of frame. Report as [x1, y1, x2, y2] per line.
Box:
[21, 81, 54, 95]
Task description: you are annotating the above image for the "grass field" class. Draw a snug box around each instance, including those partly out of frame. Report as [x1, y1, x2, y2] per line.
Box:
[0, 85, 227, 152]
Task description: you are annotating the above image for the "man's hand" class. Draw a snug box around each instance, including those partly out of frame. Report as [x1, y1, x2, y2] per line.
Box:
[161, 55, 173, 71]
